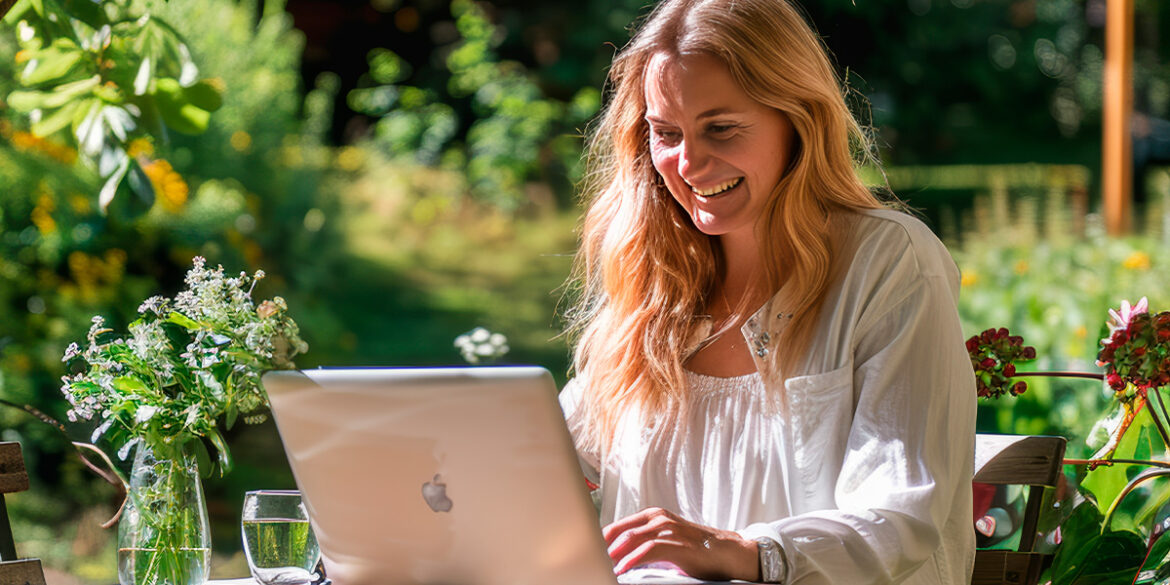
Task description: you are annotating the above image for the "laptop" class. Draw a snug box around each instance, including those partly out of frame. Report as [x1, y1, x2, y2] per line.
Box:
[262, 366, 719, 585]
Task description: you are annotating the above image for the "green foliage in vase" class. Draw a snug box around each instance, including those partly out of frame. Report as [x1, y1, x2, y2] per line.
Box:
[60, 258, 307, 477]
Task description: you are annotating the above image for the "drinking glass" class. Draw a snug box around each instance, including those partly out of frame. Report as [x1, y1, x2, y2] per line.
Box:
[241, 490, 321, 585]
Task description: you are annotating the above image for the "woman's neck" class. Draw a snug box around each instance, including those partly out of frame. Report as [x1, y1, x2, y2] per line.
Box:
[715, 230, 768, 314]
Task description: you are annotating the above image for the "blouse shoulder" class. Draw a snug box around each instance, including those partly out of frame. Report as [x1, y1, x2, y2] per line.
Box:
[850, 208, 960, 283]
[559, 376, 585, 417]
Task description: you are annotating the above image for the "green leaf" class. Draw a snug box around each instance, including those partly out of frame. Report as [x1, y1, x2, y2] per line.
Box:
[1134, 478, 1170, 531]
[192, 439, 212, 480]
[112, 376, 149, 394]
[61, 0, 109, 29]
[1143, 520, 1170, 577]
[205, 427, 232, 476]
[2, 0, 31, 24]
[1051, 529, 1146, 585]
[1052, 501, 1107, 577]
[182, 79, 223, 112]
[30, 99, 82, 138]
[1085, 407, 1155, 512]
[34, 74, 101, 110]
[98, 152, 130, 213]
[151, 77, 211, 135]
[165, 312, 201, 330]
[224, 403, 238, 431]
[125, 156, 155, 208]
[22, 37, 85, 85]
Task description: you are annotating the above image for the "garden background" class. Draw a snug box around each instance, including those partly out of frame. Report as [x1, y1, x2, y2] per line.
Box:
[1, 0, 1169, 582]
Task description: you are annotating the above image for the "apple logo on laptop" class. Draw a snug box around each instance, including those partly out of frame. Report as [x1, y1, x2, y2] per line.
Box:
[422, 474, 454, 512]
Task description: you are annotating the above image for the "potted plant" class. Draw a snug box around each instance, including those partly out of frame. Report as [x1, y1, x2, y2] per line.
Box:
[973, 298, 1170, 584]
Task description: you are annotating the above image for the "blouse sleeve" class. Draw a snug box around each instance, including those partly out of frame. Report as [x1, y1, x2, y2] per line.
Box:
[559, 377, 602, 488]
[738, 238, 977, 584]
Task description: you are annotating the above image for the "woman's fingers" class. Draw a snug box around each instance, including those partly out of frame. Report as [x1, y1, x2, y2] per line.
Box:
[612, 536, 684, 574]
[603, 507, 759, 582]
[602, 506, 674, 544]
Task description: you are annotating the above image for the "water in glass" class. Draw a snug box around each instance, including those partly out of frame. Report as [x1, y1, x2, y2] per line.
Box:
[241, 490, 321, 585]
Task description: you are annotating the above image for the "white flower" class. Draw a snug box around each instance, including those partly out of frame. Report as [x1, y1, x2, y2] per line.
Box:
[91, 417, 114, 443]
[454, 327, 509, 364]
[1107, 297, 1149, 334]
[62, 343, 80, 362]
[117, 437, 140, 461]
[135, 405, 158, 423]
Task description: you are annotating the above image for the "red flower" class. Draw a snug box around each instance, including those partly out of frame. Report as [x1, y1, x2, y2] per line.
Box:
[1107, 372, 1126, 392]
[1022, 347, 1036, 360]
[1010, 381, 1027, 395]
[1003, 363, 1016, 377]
[981, 358, 996, 369]
[966, 337, 980, 353]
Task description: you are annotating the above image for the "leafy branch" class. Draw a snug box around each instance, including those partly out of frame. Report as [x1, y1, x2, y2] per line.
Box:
[4, 0, 223, 215]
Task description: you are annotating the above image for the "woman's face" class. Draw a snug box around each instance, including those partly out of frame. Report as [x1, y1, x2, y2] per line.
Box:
[644, 52, 796, 243]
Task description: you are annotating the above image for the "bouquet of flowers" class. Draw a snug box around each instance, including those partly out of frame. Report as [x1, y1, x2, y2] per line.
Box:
[61, 256, 308, 473]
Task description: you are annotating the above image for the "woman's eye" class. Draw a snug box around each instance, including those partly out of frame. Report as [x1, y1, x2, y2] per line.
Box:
[652, 129, 682, 145]
[708, 124, 737, 136]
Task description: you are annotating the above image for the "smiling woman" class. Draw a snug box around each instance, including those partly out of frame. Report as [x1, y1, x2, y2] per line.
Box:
[560, 0, 977, 583]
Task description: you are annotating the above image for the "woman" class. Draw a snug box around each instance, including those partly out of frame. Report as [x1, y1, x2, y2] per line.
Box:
[559, 0, 976, 583]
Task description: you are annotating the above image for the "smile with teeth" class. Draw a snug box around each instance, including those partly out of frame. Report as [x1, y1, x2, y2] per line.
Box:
[689, 177, 743, 197]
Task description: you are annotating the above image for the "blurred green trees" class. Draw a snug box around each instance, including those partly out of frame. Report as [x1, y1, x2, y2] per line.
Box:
[347, 0, 599, 210]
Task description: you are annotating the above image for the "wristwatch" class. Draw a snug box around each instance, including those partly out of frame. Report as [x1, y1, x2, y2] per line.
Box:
[754, 536, 787, 583]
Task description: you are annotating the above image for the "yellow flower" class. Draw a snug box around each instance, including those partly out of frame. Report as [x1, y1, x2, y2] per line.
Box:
[142, 158, 189, 212]
[1074, 325, 1087, 339]
[230, 131, 253, 153]
[69, 193, 92, 215]
[31, 186, 57, 235]
[1014, 260, 1029, 275]
[1122, 251, 1151, 271]
[336, 146, 365, 171]
[960, 270, 979, 287]
[127, 137, 155, 158]
[12, 131, 77, 164]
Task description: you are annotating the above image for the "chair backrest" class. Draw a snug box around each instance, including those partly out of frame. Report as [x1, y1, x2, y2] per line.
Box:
[970, 433, 1067, 585]
[0, 442, 46, 585]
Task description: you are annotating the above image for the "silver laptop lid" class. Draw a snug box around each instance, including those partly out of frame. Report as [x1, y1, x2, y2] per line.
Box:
[262, 366, 617, 585]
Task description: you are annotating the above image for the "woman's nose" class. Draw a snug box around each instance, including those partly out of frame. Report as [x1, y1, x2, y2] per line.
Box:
[677, 139, 708, 178]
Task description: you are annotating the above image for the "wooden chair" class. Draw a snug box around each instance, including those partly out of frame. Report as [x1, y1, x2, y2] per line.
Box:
[971, 434, 1067, 585]
[0, 443, 46, 585]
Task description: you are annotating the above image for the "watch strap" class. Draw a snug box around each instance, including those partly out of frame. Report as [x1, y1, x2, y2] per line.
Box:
[754, 536, 786, 583]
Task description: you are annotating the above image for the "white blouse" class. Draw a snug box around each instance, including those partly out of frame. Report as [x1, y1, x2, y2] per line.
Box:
[560, 209, 976, 585]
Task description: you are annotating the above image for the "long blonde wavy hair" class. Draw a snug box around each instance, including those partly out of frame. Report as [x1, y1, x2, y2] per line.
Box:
[565, 0, 890, 453]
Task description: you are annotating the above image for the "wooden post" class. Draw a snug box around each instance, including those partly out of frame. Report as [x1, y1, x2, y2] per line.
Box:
[1103, 0, 1134, 236]
[0, 444, 46, 585]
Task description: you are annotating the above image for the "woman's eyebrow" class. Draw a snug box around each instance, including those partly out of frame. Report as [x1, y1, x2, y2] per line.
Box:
[645, 109, 743, 125]
[696, 107, 741, 119]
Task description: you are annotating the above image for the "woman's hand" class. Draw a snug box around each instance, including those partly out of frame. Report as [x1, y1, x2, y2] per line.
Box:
[602, 507, 760, 581]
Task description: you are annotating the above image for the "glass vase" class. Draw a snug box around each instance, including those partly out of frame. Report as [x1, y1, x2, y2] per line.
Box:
[118, 444, 211, 585]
